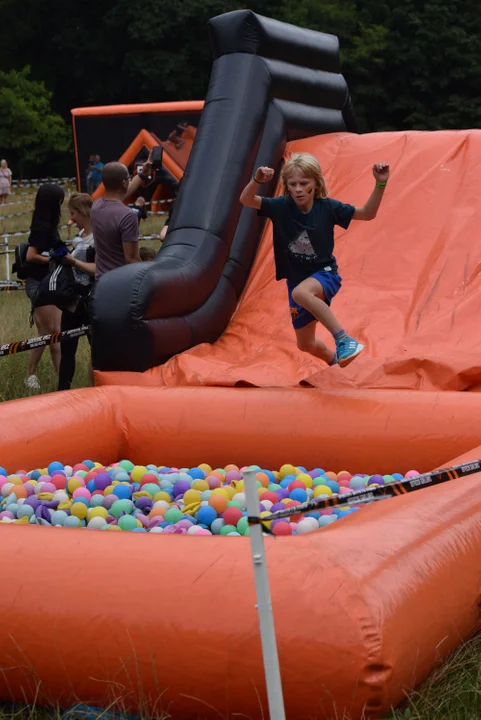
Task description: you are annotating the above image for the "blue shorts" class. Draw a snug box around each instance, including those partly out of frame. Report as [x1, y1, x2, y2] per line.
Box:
[287, 271, 342, 330]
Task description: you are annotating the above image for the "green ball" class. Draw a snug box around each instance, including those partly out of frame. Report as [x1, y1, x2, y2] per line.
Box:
[268, 483, 281, 492]
[227, 500, 243, 510]
[119, 460, 135, 472]
[119, 515, 138, 531]
[220, 524, 238, 536]
[248, 465, 261, 471]
[313, 476, 328, 487]
[76, 470, 87, 478]
[215, 468, 227, 475]
[237, 517, 249, 535]
[142, 483, 160, 497]
[164, 507, 183, 524]
[383, 475, 394, 484]
[111, 499, 134, 517]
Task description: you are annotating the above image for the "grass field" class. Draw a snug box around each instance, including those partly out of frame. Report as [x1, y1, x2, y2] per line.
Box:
[0, 183, 164, 401]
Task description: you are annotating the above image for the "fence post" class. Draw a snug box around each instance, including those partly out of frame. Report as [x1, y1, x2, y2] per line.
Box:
[242, 468, 286, 720]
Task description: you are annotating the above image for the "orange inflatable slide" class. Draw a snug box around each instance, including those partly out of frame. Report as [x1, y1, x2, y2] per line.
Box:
[1, 129, 481, 720]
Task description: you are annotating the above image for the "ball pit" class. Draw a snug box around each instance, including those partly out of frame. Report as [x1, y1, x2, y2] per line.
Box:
[0, 461, 419, 534]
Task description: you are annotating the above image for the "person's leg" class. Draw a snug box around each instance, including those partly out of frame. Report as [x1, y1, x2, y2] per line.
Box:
[58, 310, 79, 391]
[32, 306, 61, 375]
[295, 322, 337, 365]
[291, 277, 364, 367]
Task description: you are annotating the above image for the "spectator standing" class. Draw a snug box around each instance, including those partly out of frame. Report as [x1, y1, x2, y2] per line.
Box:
[90, 156, 153, 279]
[0, 159, 12, 204]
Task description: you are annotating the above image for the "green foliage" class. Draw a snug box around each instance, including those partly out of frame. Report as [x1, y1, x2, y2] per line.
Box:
[0, 66, 71, 173]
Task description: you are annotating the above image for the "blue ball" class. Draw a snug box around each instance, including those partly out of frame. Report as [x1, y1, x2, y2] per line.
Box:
[183, 515, 196, 524]
[315, 468, 325, 475]
[290, 488, 307, 503]
[113, 485, 132, 500]
[324, 480, 340, 494]
[0, 466, 6, 477]
[115, 471, 130, 483]
[211, 518, 225, 535]
[187, 468, 205, 480]
[73, 497, 89, 507]
[82, 460, 95, 470]
[48, 461, 64, 475]
[132, 527, 147, 533]
[298, 466, 307, 473]
[262, 470, 276, 483]
[197, 506, 217, 526]
[305, 511, 320, 520]
[29, 469, 41, 480]
[159, 521, 172, 528]
[65, 516, 81, 528]
[51, 510, 68, 526]
[392, 473, 404, 481]
[280, 476, 294, 489]
[86, 480, 96, 493]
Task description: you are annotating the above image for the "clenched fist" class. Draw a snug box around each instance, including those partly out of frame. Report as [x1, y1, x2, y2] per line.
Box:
[373, 163, 390, 184]
[254, 166, 275, 183]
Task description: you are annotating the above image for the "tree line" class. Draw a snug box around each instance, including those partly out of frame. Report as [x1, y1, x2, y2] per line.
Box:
[0, 0, 480, 176]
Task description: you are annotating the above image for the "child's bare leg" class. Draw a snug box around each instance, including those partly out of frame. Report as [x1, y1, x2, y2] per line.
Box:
[291, 278, 343, 335]
[295, 322, 336, 365]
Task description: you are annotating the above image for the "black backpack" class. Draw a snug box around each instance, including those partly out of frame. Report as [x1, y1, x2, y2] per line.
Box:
[12, 241, 30, 280]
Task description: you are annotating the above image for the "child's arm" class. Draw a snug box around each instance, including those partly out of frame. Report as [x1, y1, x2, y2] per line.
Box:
[353, 163, 390, 221]
[240, 166, 275, 209]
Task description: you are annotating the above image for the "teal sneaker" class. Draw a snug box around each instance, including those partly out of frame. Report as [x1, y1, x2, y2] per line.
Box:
[336, 336, 364, 368]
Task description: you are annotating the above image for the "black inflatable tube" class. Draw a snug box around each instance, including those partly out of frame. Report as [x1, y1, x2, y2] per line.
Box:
[91, 10, 357, 373]
[208, 10, 341, 74]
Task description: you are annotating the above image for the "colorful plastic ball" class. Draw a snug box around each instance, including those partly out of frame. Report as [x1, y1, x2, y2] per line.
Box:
[87, 516, 107, 529]
[338, 487, 352, 495]
[110, 499, 134, 517]
[187, 468, 205, 480]
[405, 470, 420, 478]
[64, 516, 81, 528]
[208, 493, 228, 514]
[383, 475, 395, 484]
[222, 507, 243, 527]
[279, 464, 297, 479]
[130, 466, 147, 484]
[349, 476, 367, 489]
[296, 473, 313, 489]
[112, 484, 132, 500]
[272, 521, 293, 536]
[218, 524, 236, 536]
[50, 510, 67, 526]
[71, 502, 88, 520]
[0, 467, 6, 477]
[289, 488, 307, 503]
[318, 515, 337, 527]
[296, 517, 319, 534]
[47, 461, 64, 475]
[368, 474, 385, 486]
[173, 480, 191, 498]
[164, 507, 183, 524]
[236, 516, 249, 535]
[313, 484, 333, 498]
[115, 515, 136, 531]
[67, 477, 84, 494]
[211, 518, 225, 534]
[392, 473, 404, 481]
[17, 505, 34, 519]
[89, 507, 108, 520]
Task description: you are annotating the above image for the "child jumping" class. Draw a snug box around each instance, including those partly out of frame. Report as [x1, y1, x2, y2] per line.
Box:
[239, 153, 390, 367]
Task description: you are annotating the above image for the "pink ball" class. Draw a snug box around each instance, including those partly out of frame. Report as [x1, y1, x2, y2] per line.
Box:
[0, 511, 14, 520]
[39, 483, 56, 494]
[195, 528, 211, 536]
[25, 484, 35, 497]
[339, 487, 352, 495]
[207, 475, 221, 489]
[103, 495, 117, 509]
[319, 508, 335, 516]
[405, 470, 420, 478]
[176, 519, 193, 530]
[225, 470, 242, 483]
[73, 487, 91, 501]
[0, 478, 8, 491]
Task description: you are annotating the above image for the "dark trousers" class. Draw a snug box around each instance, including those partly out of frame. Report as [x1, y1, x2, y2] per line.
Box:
[58, 297, 91, 391]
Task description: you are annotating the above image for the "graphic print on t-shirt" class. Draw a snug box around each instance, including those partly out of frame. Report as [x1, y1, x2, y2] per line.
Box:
[288, 229, 318, 263]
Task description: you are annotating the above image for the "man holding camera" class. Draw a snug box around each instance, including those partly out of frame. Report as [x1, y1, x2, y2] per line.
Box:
[90, 151, 157, 280]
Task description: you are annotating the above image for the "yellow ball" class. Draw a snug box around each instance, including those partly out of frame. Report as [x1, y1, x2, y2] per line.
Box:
[104, 485, 115, 495]
[154, 491, 172, 503]
[211, 488, 229, 499]
[198, 463, 212, 474]
[224, 485, 236, 500]
[26, 479, 37, 487]
[93, 462, 103, 469]
[107, 525, 122, 532]
[192, 479, 209, 492]
[279, 464, 297, 479]
[67, 478, 83, 493]
[38, 492, 54, 501]
[297, 472, 313, 489]
[235, 480, 244, 492]
[58, 500, 72, 511]
[71, 502, 88, 519]
[9, 475, 23, 486]
[136, 518, 143, 528]
[183, 489, 201, 506]
[89, 506, 108, 520]
[131, 466, 148, 483]
[259, 510, 273, 529]
[281, 498, 291, 505]
[314, 484, 333, 498]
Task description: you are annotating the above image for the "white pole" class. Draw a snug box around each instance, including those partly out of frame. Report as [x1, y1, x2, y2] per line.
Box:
[242, 469, 286, 720]
[6, 239, 10, 282]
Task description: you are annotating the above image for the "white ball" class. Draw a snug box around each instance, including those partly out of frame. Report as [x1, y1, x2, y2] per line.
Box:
[296, 518, 319, 534]
[150, 526, 164, 533]
[1, 483, 14, 497]
[187, 525, 199, 534]
[64, 465, 73, 477]
[54, 490, 69, 502]
[88, 517, 107, 529]
[233, 492, 246, 508]
[153, 500, 170, 511]
[261, 500, 273, 511]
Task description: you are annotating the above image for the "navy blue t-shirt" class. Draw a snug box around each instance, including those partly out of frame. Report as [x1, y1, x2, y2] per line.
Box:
[258, 196, 355, 284]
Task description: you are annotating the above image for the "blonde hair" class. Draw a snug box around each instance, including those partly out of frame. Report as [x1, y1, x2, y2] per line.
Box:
[281, 153, 328, 199]
[0, 159, 7, 169]
[68, 192, 93, 217]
